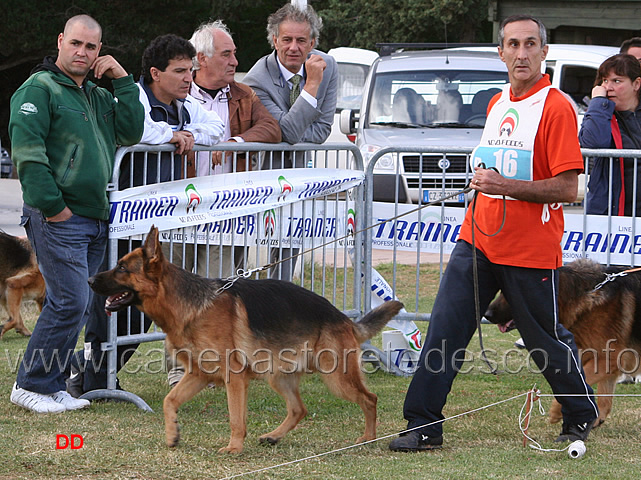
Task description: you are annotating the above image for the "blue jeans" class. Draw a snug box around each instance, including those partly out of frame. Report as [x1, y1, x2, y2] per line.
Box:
[17, 204, 108, 394]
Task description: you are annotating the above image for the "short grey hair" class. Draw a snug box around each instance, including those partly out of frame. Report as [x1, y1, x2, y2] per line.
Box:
[266, 3, 323, 49]
[189, 20, 232, 71]
[498, 14, 547, 48]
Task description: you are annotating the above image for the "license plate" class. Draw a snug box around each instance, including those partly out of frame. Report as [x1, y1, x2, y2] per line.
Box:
[423, 189, 465, 203]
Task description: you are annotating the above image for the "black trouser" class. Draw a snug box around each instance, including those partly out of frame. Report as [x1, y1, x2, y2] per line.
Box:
[72, 240, 153, 392]
[403, 240, 598, 437]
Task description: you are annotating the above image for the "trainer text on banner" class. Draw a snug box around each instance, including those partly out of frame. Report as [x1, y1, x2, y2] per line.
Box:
[370, 202, 641, 266]
[108, 168, 363, 238]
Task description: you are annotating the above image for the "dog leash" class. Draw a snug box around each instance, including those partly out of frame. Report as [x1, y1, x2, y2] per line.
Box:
[218, 168, 502, 379]
[592, 266, 641, 291]
[469, 166, 505, 376]
[218, 168, 503, 377]
[215, 268, 258, 294]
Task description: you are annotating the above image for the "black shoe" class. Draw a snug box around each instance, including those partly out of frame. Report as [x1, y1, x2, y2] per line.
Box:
[65, 364, 84, 398]
[389, 430, 443, 452]
[554, 419, 595, 443]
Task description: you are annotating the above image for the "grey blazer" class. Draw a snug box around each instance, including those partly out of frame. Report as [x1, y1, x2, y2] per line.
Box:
[243, 49, 338, 146]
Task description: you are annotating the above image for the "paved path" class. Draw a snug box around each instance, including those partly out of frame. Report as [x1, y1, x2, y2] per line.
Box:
[0, 179, 24, 236]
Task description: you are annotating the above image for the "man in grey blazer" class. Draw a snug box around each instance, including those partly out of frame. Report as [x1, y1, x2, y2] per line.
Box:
[243, 3, 338, 280]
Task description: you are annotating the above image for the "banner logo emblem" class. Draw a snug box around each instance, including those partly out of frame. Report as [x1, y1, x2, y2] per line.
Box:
[277, 175, 293, 202]
[185, 183, 202, 213]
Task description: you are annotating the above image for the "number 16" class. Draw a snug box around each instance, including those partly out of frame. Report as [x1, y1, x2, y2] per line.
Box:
[492, 149, 518, 177]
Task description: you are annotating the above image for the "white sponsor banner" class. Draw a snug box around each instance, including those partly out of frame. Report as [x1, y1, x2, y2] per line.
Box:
[108, 168, 364, 239]
[370, 202, 463, 254]
[563, 214, 641, 264]
[369, 202, 641, 265]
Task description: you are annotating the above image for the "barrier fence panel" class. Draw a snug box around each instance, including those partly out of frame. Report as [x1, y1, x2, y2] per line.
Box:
[362, 146, 641, 373]
[363, 146, 476, 324]
[576, 148, 641, 267]
[87, 142, 365, 408]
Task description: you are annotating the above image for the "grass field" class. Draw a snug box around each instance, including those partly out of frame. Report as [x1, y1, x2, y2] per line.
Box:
[0, 264, 640, 480]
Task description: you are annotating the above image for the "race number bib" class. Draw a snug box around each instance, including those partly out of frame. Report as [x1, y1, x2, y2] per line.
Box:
[471, 146, 533, 181]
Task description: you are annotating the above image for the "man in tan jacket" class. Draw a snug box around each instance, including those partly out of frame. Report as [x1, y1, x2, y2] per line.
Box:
[189, 20, 281, 177]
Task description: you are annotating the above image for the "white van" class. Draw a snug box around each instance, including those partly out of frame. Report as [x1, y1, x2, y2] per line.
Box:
[448, 44, 620, 124]
[544, 44, 619, 123]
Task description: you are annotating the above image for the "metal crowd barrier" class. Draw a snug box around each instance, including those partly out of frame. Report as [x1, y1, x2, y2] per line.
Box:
[87, 143, 641, 405]
[85, 142, 369, 408]
[577, 148, 641, 266]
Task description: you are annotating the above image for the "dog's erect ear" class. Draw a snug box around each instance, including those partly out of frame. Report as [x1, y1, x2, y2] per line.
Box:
[142, 225, 164, 265]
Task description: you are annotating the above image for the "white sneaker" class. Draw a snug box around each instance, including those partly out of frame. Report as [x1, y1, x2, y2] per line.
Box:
[10, 383, 66, 414]
[514, 337, 526, 349]
[50, 390, 90, 410]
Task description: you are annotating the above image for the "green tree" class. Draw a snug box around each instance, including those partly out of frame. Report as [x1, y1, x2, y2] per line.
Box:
[318, 0, 491, 50]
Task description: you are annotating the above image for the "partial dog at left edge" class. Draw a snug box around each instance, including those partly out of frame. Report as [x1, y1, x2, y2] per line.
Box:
[0, 231, 45, 339]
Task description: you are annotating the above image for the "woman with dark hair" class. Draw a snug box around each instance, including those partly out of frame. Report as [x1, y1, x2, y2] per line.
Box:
[580, 54, 641, 216]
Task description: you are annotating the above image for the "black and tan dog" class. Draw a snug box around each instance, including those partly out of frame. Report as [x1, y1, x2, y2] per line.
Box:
[0, 231, 45, 339]
[485, 258, 641, 427]
[89, 226, 403, 453]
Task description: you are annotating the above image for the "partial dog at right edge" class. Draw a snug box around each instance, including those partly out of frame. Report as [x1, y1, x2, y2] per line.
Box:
[0, 231, 45, 339]
[89, 226, 403, 453]
[485, 258, 641, 427]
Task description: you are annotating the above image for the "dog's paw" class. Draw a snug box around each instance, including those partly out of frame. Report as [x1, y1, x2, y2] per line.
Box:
[166, 434, 180, 448]
[218, 444, 244, 454]
[356, 434, 375, 444]
[258, 435, 280, 445]
[167, 438, 180, 448]
[548, 412, 562, 424]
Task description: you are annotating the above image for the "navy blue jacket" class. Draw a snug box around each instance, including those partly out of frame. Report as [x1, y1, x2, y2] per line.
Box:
[118, 79, 190, 190]
[579, 96, 641, 216]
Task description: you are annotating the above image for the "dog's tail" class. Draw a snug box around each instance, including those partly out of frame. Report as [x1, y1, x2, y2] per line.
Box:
[353, 301, 404, 343]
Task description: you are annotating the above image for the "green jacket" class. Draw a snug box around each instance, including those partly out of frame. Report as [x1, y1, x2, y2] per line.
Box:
[9, 57, 144, 220]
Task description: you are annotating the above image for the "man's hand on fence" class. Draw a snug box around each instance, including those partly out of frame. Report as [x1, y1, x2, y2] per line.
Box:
[171, 131, 195, 155]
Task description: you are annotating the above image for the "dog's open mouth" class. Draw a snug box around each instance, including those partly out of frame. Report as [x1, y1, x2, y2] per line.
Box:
[104, 291, 134, 314]
[498, 319, 516, 333]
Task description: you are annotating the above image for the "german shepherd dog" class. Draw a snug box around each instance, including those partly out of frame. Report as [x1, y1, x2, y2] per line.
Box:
[484, 258, 641, 427]
[0, 231, 45, 339]
[89, 226, 403, 452]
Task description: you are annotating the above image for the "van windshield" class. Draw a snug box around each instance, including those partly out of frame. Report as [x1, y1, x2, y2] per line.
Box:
[367, 70, 509, 127]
